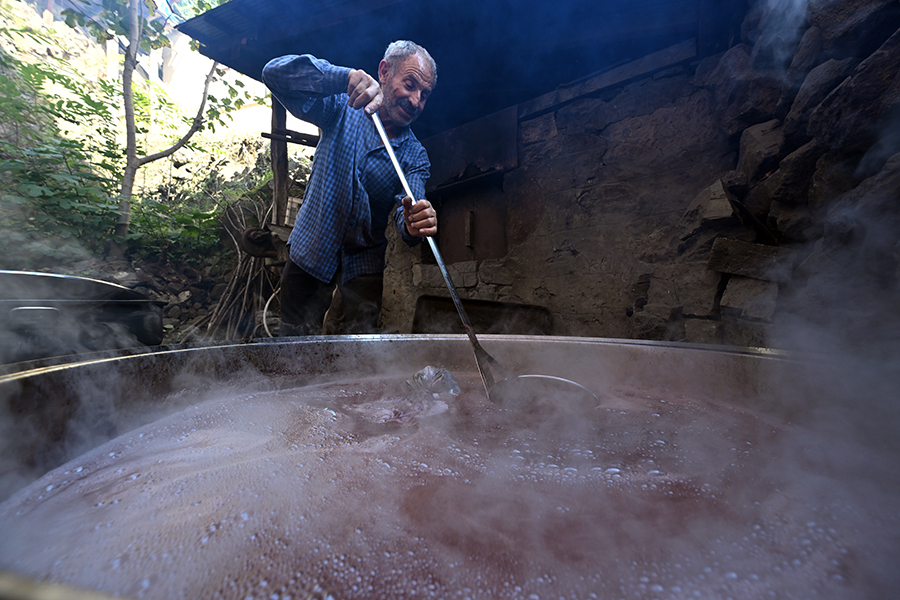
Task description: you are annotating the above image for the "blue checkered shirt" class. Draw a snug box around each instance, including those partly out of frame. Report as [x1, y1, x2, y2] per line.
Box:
[262, 54, 429, 283]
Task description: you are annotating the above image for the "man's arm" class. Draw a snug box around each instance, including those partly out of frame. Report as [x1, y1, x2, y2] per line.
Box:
[263, 55, 381, 124]
[394, 146, 436, 243]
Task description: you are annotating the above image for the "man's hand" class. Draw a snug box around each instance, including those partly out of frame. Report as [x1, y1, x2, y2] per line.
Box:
[347, 69, 382, 115]
[402, 196, 437, 237]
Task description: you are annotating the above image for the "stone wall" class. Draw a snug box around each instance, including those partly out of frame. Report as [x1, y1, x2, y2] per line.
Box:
[381, 0, 900, 353]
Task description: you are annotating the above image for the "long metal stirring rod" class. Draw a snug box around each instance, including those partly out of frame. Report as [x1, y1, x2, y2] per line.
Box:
[370, 111, 509, 397]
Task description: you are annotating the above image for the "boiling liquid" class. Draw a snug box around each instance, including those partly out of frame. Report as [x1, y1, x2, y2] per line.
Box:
[0, 374, 896, 599]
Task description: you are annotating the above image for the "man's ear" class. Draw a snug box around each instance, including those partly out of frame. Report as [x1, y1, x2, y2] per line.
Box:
[378, 59, 390, 85]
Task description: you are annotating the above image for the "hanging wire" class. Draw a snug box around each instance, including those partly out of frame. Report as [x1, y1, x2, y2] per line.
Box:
[262, 286, 280, 337]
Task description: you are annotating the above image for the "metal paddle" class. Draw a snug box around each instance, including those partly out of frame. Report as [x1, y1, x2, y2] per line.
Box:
[371, 112, 598, 410]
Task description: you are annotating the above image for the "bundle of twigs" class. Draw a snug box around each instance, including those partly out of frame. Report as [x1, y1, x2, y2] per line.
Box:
[205, 199, 280, 340]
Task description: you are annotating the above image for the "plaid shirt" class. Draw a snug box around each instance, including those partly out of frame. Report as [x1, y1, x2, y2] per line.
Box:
[262, 54, 429, 283]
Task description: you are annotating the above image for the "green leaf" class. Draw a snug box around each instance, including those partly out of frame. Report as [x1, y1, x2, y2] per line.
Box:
[48, 173, 82, 184]
[18, 183, 46, 197]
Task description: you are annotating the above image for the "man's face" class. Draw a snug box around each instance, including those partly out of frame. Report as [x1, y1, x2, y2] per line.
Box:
[379, 53, 434, 128]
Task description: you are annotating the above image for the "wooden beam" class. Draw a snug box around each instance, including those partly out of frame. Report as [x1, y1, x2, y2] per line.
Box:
[518, 39, 697, 120]
[270, 99, 288, 227]
[262, 128, 320, 147]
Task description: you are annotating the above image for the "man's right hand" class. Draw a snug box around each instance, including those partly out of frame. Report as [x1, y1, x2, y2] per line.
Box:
[347, 69, 382, 115]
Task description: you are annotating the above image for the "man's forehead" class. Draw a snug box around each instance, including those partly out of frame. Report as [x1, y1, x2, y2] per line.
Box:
[395, 54, 435, 88]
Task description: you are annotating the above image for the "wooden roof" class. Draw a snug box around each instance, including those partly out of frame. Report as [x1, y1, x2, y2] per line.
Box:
[177, 0, 746, 138]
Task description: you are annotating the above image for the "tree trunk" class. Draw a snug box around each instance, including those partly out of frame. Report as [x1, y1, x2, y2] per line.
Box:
[113, 0, 218, 242]
[114, 0, 140, 240]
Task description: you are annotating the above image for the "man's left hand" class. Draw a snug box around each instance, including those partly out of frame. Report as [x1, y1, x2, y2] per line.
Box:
[402, 196, 437, 237]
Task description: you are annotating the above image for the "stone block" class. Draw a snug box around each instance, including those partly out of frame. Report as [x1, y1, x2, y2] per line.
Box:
[740, 1, 765, 45]
[785, 26, 824, 89]
[737, 119, 784, 185]
[808, 152, 900, 268]
[833, 151, 900, 216]
[707, 237, 797, 283]
[784, 58, 856, 142]
[749, 0, 807, 74]
[210, 283, 227, 301]
[808, 27, 900, 153]
[793, 238, 844, 280]
[702, 44, 784, 136]
[555, 96, 614, 133]
[808, 151, 865, 212]
[647, 274, 677, 307]
[768, 200, 819, 242]
[682, 179, 738, 230]
[630, 303, 673, 341]
[648, 262, 721, 316]
[720, 276, 779, 321]
[411, 264, 446, 289]
[520, 113, 558, 146]
[683, 318, 721, 344]
[759, 140, 826, 206]
[602, 92, 728, 176]
[676, 225, 757, 263]
[808, 0, 898, 53]
[478, 259, 516, 287]
[447, 261, 478, 289]
[721, 170, 750, 198]
[721, 318, 772, 348]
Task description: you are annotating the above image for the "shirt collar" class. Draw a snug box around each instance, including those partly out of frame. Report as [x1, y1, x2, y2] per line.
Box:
[365, 117, 413, 152]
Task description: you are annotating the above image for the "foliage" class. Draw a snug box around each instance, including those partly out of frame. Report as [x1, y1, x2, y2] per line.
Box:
[0, 18, 190, 267]
[128, 145, 275, 265]
[0, 24, 121, 268]
[0, 2, 271, 270]
[61, 0, 170, 51]
[167, 0, 220, 24]
[128, 197, 224, 264]
[60, 0, 263, 135]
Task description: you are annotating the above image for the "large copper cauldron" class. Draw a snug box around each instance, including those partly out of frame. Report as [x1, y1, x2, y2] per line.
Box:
[0, 335, 897, 599]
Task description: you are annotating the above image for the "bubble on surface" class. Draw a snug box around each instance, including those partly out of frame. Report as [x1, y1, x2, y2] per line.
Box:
[0, 374, 897, 599]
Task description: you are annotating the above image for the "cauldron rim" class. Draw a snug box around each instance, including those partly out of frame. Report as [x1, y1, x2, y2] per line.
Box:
[0, 334, 794, 381]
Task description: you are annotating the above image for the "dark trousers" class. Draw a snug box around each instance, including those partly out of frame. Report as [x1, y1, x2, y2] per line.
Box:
[279, 259, 383, 336]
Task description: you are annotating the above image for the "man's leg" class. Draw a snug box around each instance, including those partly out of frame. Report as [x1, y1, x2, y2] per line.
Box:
[337, 273, 384, 334]
[279, 259, 334, 336]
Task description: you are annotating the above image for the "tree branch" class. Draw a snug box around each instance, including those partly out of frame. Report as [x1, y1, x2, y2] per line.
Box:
[139, 60, 218, 166]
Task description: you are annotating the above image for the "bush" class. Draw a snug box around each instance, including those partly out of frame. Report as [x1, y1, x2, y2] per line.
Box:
[0, 22, 121, 268]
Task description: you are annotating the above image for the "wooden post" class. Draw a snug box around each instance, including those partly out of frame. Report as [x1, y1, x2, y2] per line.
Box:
[271, 99, 288, 226]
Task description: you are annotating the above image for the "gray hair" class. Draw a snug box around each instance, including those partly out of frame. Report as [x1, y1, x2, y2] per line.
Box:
[383, 40, 437, 87]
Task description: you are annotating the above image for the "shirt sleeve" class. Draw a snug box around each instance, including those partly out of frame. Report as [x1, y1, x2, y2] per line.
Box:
[261, 54, 352, 127]
[394, 143, 431, 246]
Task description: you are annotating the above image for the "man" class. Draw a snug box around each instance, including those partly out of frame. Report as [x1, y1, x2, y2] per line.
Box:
[262, 40, 438, 335]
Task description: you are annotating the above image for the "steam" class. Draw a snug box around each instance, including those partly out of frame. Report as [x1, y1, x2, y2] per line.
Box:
[1, 1, 899, 596]
[773, 149, 900, 359]
[3, 352, 897, 598]
[858, 106, 900, 177]
[0, 272, 153, 365]
[752, 0, 810, 76]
